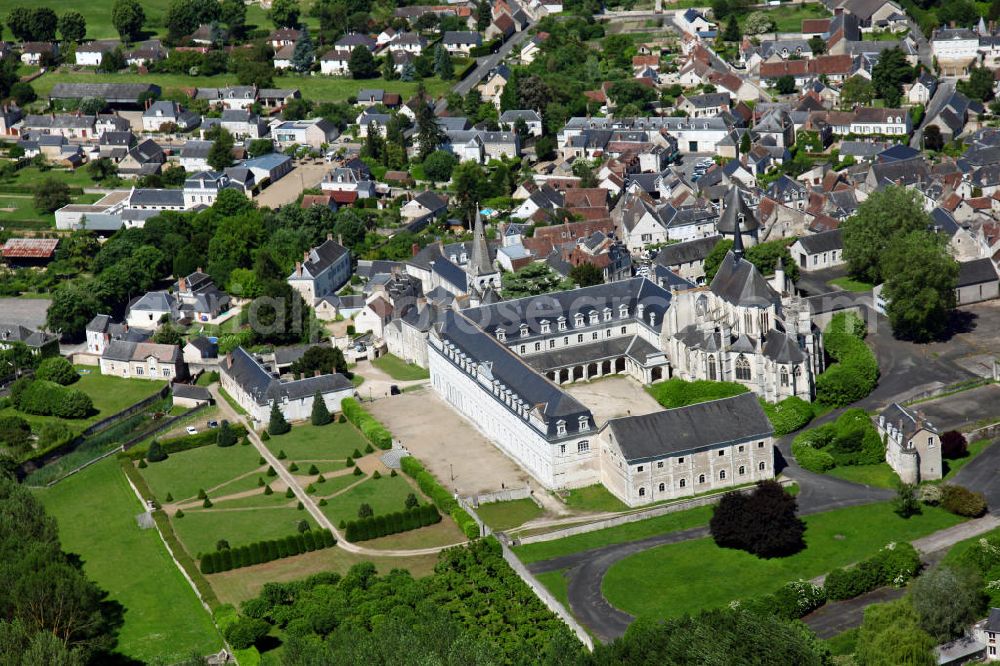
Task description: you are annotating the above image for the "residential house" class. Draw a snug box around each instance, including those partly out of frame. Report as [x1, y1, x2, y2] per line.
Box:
[875, 403, 941, 484]
[100, 340, 186, 380]
[85, 314, 150, 356]
[241, 153, 293, 186]
[955, 258, 1000, 305]
[442, 31, 482, 55]
[20, 42, 57, 66]
[320, 49, 352, 75]
[271, 118, 338, 149]
[0, 324, 59, 357]
[789, 229, 845, 271]
[220, 109, 266, 139]
[321, 166, 375, 198]
[288, 236, 352, 305]
[142, 101, 200, 132]
[500, 109, 543, 136]
[75, 40, 119, 66]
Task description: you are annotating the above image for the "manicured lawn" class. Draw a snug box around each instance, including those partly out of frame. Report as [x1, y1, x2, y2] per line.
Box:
[313, 471, 365, 498]
[172, 507, 316, 557]
[203, 490, 294, 510]
[2, 166, 96, 189]
[514, 505, 715, 564]
[943, 438, 993, 480]
[830, 276, 875, 292]
[321, 474, 422, 525]
[602, 503, 965, 619]
[536, 569, 571, 609]
[36, 459, 221, 662]
[826, 463, 901, 489]
[939, 525, 1000, 568]
[476, 498, 544, 531]
[266, 421, 368, 461]
[372, 353, 431, 381]
[740, 3, 830, 33]
[362, 518, 466, 549]
[559, 484, 629, 514]
[140, 443, 263, 502]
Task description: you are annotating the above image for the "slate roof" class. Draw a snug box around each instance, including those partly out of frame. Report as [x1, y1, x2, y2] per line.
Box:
[717, 186, 759, 234]
[289, 238, 349, 280]
[172, 384, 212, 401]
[607, 393, 773, 462]
[185, 336, 218, 358]
[0, 324, 58, 348]
[654, 235, 721, 267]
[878, 402, 938, 438]
[957, 258, 999, 287]
[220, 346, 353, 406]
[795, 229, 843, 254]
[102, 340, 182, 363]
[710, 251, 780, 308]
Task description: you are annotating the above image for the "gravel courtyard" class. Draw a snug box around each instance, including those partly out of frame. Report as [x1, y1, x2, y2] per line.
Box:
[565, 376, 665, 426]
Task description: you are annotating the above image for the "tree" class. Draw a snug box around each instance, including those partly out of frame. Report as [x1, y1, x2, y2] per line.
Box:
[291, 26, 314, 73]
[289, 345, 348, 377]
[35, 357, 78, 385]
[164, 0, 219, 42]
[722, 17, 740, 42]
[26, 8, 57, 41]
[97, 48, 126, 73]
[959, 65, 995, 102]
[58, 11, 87, 42]
[433, 44, 453, 80]
[9, 82, 36, 107]
[451, 161, 489, 223]
[6, 8, 32, 41]
[358, 502, 373, 518]
[856, 600, 936, 666]
[893, 483, 921, 518]
[501, 262, 574, 299]
[422, 150, 458, 182]
[224, 617, 270, 650]
[569, 262, 603, 287]
[46, 281, 101, 341]
[404, 492, 419, 510]
[709, 480, 805, 558]
[775, 75, 796, 95]
[33, 178, 70, 214]
[414, 86, 445, 160]
[841, 75, 875, 107]
[269, 0, 301, 28]
[923, 124, 943, 152]
[111, 0, 145, 43]
[882, 231, 957, 341]
[744, 11, 775, 35]
[871, 47, 911, 107]
[268, 402, 291, 435]
[220, 0, 246, 38]
[910, 565, 985, 642]
[940, 431, 968, 459]
[78, 97, 107, 115]
[310, 392, 331, 426]
[147, 439, 168, 462]
[217, 420, 237, 447]
[841, 186, 929, 284]
[207, 128, 234, 171]
[349, 44, 376, 79]
[808, 35, 826, 55]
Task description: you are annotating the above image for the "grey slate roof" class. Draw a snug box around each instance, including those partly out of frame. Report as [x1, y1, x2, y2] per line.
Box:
[717, 185, 759, 234]
[957, 258, 999, 287]
[221, 346, 353, 406]
[795, 229, 843, 254]
[102, 340, 182, 363]
[607, 393, 773, 462]
[654, 235, 722, 267]
[710, 252, 780, 308]
[173, 384, 212, 401]
[290, 238, 349, 280]
[878, 402, 938, 438]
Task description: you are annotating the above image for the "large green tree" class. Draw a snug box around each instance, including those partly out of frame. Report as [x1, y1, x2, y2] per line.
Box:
[909, 565, 985, 642]
[349, 44, 376, 79]
[881, 230, 958, 342]
[841, 186, 929, 284]
[57, 11, 87, 42]
[110, 0, 145, 43]
[269, 0, 300, 28]
[871, 47, 911, 107]
[855, 599, 935, 666]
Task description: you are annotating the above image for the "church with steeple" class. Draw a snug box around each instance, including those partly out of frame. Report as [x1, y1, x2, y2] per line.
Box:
[465, 208, 501, 305]
[663, 186, 823, 402]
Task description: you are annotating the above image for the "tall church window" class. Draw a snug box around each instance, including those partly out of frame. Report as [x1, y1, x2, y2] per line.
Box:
[780, 367, 789, 386]
[707, 355, 717, 381]
[735, 355, 751, 381]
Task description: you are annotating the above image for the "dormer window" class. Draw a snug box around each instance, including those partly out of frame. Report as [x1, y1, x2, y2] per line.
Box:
[603, 307, 612, 322]
[619, 304, 628, 318]
[540, 319, 551, 334]
[556, 420, 566, 436]
[557, 316, 567, 331]
[574, 313, 584, 327]
[496, 328, 506, 342]
[578, 416, 590, 431]
[589, 311, 598, 325]
[519, 324, 529, 338]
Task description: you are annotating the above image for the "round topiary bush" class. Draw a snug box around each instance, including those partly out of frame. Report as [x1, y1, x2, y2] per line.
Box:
[147, 440, 168, 463]
[297, 519, 310, 533]
[319, 498, 328, 506]
[35, 357, 79, 385]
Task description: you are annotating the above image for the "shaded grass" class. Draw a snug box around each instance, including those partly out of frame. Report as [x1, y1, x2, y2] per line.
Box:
[514, 505, 714, 564]
[602, 503, 965, 619]
[35, 459, 221, 662]
[559, 484, 629, 514]
[939, 525, 1000, 569]
[830, 276, 875, 292]
[535, 569, 571, 609]
[371, 353, 431, 381]
[475, 498, 544, 532]
[362, 518, 466, 550]
[825, 463, 901, 489]
[320, 474, 421, 525]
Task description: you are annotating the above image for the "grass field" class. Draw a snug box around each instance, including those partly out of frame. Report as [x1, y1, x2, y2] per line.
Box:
[940, 525, 1000, 568]
[266, 421, 367, 461]
[825, 463, 901, 489]
[476, 498, 544, 531]
[2, 166, 95, 189]
[372, 353, 431, 381]
[515, 505, 715, 564]
[321, 474, 422, 525]
[740, 3, 830, 33]
[172, 507, 316, 557]
[943, 438, 994, 480]
[830, 276, 875, 292]
[36, 459, 221, 662]
[558, 484, 629, 514]
[140, 443, 264, 502]
[536, 570, 571, 609]
[602, 502, 965, 619]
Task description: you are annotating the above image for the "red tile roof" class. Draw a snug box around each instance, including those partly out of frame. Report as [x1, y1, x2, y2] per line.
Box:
[2, 238, 58, 258]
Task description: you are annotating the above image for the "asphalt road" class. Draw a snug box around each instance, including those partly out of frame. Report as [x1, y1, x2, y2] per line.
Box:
[435, 27, 535, 114]
[954, 439, 1000, 511]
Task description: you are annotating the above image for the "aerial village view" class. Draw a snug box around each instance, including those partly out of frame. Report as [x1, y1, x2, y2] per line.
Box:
[0, 0, 998, 662]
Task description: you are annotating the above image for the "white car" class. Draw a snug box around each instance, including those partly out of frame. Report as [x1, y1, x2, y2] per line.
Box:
[186, 426, 198, 435]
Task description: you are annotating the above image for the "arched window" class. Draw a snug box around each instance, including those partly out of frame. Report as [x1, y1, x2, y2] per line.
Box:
[780, 367, 789, 386]
[658, 483, 665, 492]
[638, 487, 645, 497]
[759, 461, 766, 471]
[735, 355, 751, 381]
[720, 470, 726, 480]
[707, 355, 717, 381]
[679, 478, 686, 488]
[739, 465, 745, 475]
[698, 474, 705, 483]
[794, 365, 802, 377]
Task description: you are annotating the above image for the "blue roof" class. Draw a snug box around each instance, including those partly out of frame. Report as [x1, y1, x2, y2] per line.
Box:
[683, 8, 703, 21]
[431, 256, 468, 292]
[878, 144, 921, 162]
[241, 153, 292, 170]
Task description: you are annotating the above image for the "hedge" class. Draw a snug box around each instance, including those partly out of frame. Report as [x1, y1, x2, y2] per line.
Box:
[341, 398, 392, 449]
[739, 580, 827, 620]
[816, 313, 878, 406]
[199, 529, 336, 574]
[791, 408, 883, 472]
[941, 484, 988, 517]
[400, 455, 479, 539]
[824, 542, 920, 601]
[125, 423, 248, 460]
[760, 396, 815, 436]
[345, 505, 440, 541]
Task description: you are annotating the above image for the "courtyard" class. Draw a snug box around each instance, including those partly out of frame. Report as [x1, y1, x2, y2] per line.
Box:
[564, 376, 664, 426]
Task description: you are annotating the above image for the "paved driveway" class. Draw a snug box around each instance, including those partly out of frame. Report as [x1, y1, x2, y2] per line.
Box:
[954, 439, 1000, 511]
[915, 384, 1000, 432]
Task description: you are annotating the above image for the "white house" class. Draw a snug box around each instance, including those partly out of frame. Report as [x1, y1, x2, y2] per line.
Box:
[442, 31, 482, 55]
[875, 403, 941, 484]
[99, 340, 186, 381]
[287, 237, 352, 305]
[789, 229, 845, 271]
[75, 40, 118, 67]
[500, 109, 543, 136]
[320, 49, 352, 75]
[142, 101, 199, 132]
[271, 118, 338, 149]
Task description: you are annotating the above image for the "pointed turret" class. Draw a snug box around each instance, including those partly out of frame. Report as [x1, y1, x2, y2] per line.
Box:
[732, 220, 745, 263]
[718, 185, 759, 239]
[468, 206, 493, 277]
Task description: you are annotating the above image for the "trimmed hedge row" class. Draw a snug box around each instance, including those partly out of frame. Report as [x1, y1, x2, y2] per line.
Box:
[739, 580, 827, 620]
[345, 504, 441, 541]
[341, 398, 392, 450]
[760, 396, 815, 436]
[10, 377, 93, 419]
[400, 456, 480, 539]
[816, 313, 879, 407]
[125, 423, 248, 460]
[199, 529, 336, 574]
[824, 541, 920, 601]
[791, 408, 883, 473]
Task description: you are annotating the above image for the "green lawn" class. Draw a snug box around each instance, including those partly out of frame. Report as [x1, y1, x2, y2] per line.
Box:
[173, 507, 316, 557]
[826, 463, 901, 489]
[943, 438, 994, 480]
[939, 525, 1000, 569]
[602, 503, 965, 619]
[266, 421, 368, 461]
[372, 353, 431, 381]
[2, 166, 96, 189]
[140, 443, 263, 502]
[36, 459, 222, 662]
[559, 484, 630, 514]
[476, 498, 544, 532]
[830, 276, 875, 292]
[514, 505, 715, 564]
[314, 471, 364, 498]
[536, 569, 571, 609]
[739, 3, 830, 33]
[321, 474, 422, 525]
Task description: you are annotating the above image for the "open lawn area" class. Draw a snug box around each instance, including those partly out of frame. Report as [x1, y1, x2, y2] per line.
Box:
[36, 459, 221, 662]
[172, 506, 316, 557]
[825, 463, 901, 489]
[139, 442, 263, 502]
[476, 498, 544, 532]
[515, 505, 715, 564]
[32, 69, 455, 103]
[1, 166, 97, 189]
[321, 473, 423, 525]
[372, 353, 431, 381]
[943, 438, 994, 480]
[535, 570, 571, 609]
[558, 484, 629, 514]
[266, 421, 367, 462]
[602, 502, 965, 619]
[740, 3, 830, 32]
[362, 518, 466, 549]
[830, 276, 875, 292]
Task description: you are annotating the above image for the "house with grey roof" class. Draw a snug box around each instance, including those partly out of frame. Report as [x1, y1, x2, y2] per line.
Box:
[955, 258, 1000, 305]
[875, 403, 941, 484]
[99, 340, 186, 380]
[288, 236, 352, 306]
[86, 314, 151, 356]
[499, 109, 543, 136]
[601, 393, 775, 506]
[142, 101, 200, 132]
[219, 346, 355, 424]
[790, 229, 845, 271]
[0, 324, 59, 356]
[442, 31, 482, 54]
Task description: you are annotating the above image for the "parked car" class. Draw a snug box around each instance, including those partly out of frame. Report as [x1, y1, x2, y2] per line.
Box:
[390, 385, 401, 396]
[207, 420, 219, 428]
[186, 426, 198, 435]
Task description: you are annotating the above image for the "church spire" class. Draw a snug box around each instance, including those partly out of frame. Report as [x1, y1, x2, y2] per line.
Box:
[732, 219, 745, 262]
[468, 205, 493, 277]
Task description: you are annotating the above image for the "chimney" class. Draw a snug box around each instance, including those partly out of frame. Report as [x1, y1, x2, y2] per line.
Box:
[411, 242, 420, 257]
[326, 232, 333, 241]
[338, 233, 344, 246]
[226, 351, 233, 366]
[303, 251, 310, 262]
[314, 370, 321, 377]
[197, 266, 202, 273]
[179, 276, 187, 292]
[295, 261, 302, 276]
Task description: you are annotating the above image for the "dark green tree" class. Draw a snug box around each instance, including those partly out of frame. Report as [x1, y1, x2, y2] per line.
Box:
[269, 0, 301, 28]
[893, 483, 921, 518]
[33, 178, 70, 214]
[841, 186, 930, 284]
[422, 150, 458, 182]
[871, 47, 911, 107]
[882, 231, 958, 342]
[268, 402, 291, 435]
[709, 480, 805, 558]
[433, 44, 453, 80]
[909, 565, 985, 642]
[569, 262, 603, 287]
[310, 392, 331, 426]
[58, 11, 87, 42]
[207, 128, 235, 171]
[775, 75, 797, 95]
[111, 0, 145, 43]
[147, 439, 167, 462]
[415, 85, 445, 159]
[291, 26, 314, 73]
[217, 420, 237, 447]
[349, 44, 377, 79]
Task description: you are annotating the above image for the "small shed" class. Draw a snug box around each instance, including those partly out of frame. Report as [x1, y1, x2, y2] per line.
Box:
[172, 383, 213, 408]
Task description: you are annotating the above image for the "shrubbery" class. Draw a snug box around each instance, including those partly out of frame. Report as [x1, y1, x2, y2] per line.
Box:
[739, 580, 827, 620]
[223, 617, 270, 650]
[824, 542, 921, 601]
[345, 505, 441, 541]
[815, 313, 878, 406]
[940, 431, 968, 459]
[200, 530, 336, 574]
[127, 423, 247, 460]
[341, 398, 392, 449]
[791, 408, 883, 473]
[760, 396, 815, 436]
[400, 455, 479, 539]
[941, 484, 987, 517]
[34, 357, 79, 385]
[710, 480, 805, 558]
[10, 378, 93, 418]
[648, 378, 748, 409]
